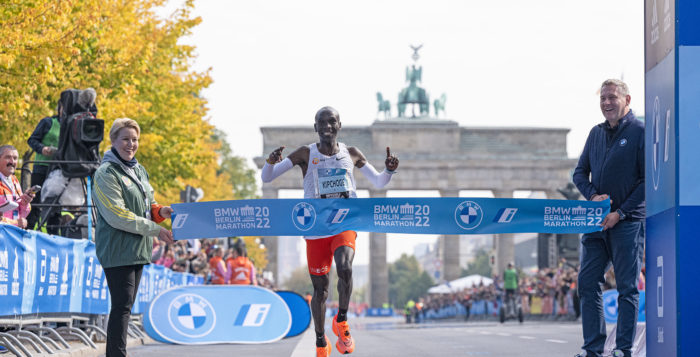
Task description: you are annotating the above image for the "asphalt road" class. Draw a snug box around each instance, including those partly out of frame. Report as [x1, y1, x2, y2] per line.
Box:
[120, 317, 589, 357]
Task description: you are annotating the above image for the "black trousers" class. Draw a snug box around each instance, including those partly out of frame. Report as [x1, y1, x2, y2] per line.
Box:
[104, 264, 143, 357]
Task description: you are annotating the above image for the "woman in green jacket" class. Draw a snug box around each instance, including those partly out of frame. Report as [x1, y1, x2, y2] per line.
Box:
[93, 118, 174, 357]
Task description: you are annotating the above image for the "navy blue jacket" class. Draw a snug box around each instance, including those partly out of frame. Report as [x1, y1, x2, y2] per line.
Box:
[573, 110, 645, 220]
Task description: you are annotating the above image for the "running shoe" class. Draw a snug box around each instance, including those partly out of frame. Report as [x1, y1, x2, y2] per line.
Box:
[316, 335, 331, 357]
[332, 315, 355, 354]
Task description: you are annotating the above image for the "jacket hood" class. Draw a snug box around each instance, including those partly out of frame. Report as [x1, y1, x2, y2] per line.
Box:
[102, 147, 139, 167]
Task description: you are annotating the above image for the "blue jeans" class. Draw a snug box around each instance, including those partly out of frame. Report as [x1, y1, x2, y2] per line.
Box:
[578, 220, 644, 356]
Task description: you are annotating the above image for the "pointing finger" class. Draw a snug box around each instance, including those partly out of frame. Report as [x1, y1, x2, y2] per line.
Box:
[386, 147, 391, 158]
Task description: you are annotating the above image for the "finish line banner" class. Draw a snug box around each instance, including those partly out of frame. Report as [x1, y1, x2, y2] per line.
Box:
[171, 198, 610, 239]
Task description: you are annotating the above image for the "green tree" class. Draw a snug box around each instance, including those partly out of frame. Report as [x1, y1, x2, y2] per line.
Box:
[0, 0, 241, 205]
[282, 265, 313, 296]
[211, 128, 258, 199]
[388, 254, 434, 308]
[460, 248, 492, 277]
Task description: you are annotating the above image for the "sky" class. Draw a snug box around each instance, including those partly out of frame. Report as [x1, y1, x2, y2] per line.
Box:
[163, 0, 645, 265]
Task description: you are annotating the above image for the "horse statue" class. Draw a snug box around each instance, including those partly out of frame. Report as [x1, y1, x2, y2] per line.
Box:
[376, 92, 391, 119]
[397, 65, 430, 118]
[433, 93, 447, 118]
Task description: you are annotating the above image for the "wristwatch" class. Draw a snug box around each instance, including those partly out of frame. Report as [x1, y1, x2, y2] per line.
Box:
[616, 209, 627, 221]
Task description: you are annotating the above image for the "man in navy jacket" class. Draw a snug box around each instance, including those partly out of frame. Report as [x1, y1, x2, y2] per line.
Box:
[572, 79, 645, 357]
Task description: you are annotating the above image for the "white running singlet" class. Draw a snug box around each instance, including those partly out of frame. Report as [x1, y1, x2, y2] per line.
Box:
[302, 142, 357, 239]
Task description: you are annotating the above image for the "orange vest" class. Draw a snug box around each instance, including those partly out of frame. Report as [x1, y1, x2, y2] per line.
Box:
[209, 256, 226, 284]
[228, 257, 252, 285]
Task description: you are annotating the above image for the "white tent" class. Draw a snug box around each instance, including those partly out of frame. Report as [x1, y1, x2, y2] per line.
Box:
[427, 274, 494, 294]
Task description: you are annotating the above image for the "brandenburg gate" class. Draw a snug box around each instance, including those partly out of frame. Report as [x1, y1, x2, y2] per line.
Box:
[254, 47, 576, 307]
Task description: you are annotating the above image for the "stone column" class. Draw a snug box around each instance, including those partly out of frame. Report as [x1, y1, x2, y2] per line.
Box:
[440, 189, 461, 282]
[368, 189, 388, 308]
[492, 190, 515, 276]
[545, 190, 565, 268]
[261, 187, 279, 285]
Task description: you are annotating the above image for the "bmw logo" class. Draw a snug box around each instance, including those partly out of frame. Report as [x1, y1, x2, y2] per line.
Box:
[292, 202, 316, 231]
[603, 292, 618, 321]
[167, 294, 216, 338]
[619, 138, 627, 146]
[454, 201, 483, 230]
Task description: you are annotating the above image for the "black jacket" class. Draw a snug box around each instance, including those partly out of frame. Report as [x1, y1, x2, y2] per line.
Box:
[573, 111, 645, 220]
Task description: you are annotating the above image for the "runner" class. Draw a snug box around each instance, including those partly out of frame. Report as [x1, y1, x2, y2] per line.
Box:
[262, 106, 399, 356]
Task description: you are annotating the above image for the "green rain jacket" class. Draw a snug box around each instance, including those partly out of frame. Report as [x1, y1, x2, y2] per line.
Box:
[92, 149, 162, 268]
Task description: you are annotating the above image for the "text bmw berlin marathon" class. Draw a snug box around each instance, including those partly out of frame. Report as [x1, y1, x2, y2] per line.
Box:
[543, 205, 603, 227]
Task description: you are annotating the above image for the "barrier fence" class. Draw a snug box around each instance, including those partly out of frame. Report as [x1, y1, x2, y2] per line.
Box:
[0, 223, 202, 316]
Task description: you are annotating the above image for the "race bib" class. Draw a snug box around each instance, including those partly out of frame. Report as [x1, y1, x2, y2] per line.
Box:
[317, 168, 350, 198]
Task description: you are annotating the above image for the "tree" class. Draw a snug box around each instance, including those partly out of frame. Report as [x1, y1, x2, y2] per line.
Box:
[388, 254, 434, 308]
[211, 128, 258, 200]
[0, 0, 252, 205]
[282, 265, 314, 296]
[460, 248, 492, 277]
[240, 236, 267, 271]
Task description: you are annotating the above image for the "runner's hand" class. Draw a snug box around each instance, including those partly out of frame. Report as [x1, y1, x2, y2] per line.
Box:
[267, 146, 285, 165]
[385, 147, 399, 171]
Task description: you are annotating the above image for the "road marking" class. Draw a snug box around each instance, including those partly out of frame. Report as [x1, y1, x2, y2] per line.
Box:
[545, 339, 567, 344]
[290, 328, 315, 357]
[496, 332, 511, 336]
[518, 336, 535, 340]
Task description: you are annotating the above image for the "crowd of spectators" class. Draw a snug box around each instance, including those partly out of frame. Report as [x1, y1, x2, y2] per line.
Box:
[150, 238, 274, 288]
[410, 263, 585, 322]
[408, 259, 647, 323]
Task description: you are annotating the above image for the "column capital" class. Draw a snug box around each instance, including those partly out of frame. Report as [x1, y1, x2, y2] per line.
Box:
[368, 189, 387, 198]
[439, 189, 460, 198]
[491, 190, 514, 199]
[544, 190, 562, 200]
[262, 187, 279, 199]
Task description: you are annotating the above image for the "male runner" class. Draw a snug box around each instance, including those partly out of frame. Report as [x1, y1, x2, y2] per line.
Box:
[262, 106, 398, 356]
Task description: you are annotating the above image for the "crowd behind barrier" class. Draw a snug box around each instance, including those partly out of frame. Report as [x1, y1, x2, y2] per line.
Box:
[150, 237, 275, 289]
[410, 265, 602, 322]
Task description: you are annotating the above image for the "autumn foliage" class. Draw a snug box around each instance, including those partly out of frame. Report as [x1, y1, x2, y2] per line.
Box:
[1, 0, 264, 266]
[0, 0, 253, 203]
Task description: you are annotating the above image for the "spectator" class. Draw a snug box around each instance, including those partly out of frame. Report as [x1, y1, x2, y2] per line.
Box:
[573, 79, 645, 357]
[155, 245, 175, 268]
[93, 118, 174, 357]
[0, 145, 35, 228]
[208, 246, 227, 285]
[227, 239, 257, 285]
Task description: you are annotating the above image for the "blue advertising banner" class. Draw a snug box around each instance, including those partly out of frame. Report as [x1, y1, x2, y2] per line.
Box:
[171, 198, 609, 239]
[645, 48, 676, 217]
[645, 0, 700, 355]
[602, 290, 646, 324]
[0, 223, 202, 317]
[276, 291, 311, 338]
[365, 308, 394, 317]
[144, 285, 291, 344]
[677, 45, 700, 356]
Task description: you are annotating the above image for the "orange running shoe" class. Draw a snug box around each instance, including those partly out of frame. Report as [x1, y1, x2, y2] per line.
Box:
[332, 315, 355, 354]
[316, 335, 331, 357]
